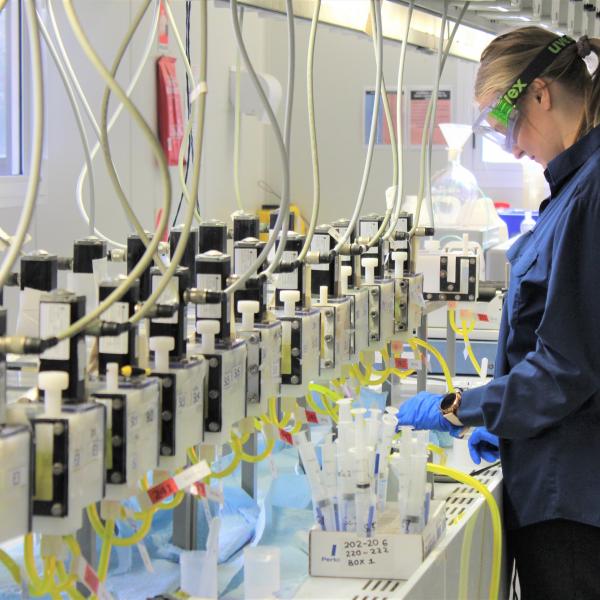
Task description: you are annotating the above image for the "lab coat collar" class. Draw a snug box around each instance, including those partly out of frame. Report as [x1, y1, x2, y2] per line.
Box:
[544, 124, 600, 197]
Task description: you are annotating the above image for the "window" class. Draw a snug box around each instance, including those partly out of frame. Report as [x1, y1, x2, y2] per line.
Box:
[0, 2, 21, 176]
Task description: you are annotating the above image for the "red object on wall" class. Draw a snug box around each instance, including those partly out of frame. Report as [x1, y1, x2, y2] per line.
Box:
[156, 56, 184, 166]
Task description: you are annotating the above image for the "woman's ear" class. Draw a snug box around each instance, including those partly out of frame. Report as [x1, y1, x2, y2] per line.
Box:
[531, 78, 551, 110]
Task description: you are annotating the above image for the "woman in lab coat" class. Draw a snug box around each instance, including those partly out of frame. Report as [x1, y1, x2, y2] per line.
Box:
[396, 27, 600, 599]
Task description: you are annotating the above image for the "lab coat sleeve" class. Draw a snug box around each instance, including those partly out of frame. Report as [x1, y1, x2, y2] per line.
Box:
[458, 188, 600, 438]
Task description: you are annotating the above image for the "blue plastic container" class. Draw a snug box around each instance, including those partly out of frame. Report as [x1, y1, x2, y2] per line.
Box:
[497, 208, 539, 237]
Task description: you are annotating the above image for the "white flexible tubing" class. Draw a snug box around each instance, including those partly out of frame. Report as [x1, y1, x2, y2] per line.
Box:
[297, 0, 321, 263]
[58, 0, 170, 341]
[384, 0, 414, 241]
[233, 7, 245, 212]
[164, 0, 202, 224]
[226, 0, 289, 295]
[72, 1, 161, 248]
[131, 0, 208, 325]
[98, 0, 166, 273]
[332, 0, 383, 254]
[37, 11, 97, 237]
[262, 0, 294, 278]
[0, 0, 44, 290]
[365, 2, 397, 249]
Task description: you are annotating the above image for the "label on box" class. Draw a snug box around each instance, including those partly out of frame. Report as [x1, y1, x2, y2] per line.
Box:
[309, 501, 445, 580]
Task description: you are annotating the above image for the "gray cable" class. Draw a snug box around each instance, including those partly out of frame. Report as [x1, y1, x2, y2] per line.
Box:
[226, 0, 290, 295]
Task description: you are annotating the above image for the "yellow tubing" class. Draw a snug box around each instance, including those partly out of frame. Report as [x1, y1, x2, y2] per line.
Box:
[409, 338, 455, 392]
[24, 533, 53, 596]
[461, 319, 482, 375]
[230, 430, 275, 463]
[426, 463, 501, 600]
[426, 442, 447, 466]
[449, 309, 476, 334]
[305, 392, 330, 417]
[87, 504, 156, 548]
[208, 449, 242, 480]
[0, 549, 21, 585]
[96, 518, 114, 587]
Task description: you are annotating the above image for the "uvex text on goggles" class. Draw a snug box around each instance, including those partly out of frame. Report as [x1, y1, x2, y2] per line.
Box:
[473, 35, 576, 151]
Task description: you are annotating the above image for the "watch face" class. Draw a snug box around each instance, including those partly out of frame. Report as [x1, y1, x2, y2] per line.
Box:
[441, 393, 456, 412]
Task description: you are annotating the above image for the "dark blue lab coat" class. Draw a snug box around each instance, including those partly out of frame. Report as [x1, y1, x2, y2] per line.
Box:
[458, 124, 600, 530]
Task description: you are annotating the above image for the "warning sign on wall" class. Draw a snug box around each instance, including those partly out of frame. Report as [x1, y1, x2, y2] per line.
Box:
[408, 88, 452, 146]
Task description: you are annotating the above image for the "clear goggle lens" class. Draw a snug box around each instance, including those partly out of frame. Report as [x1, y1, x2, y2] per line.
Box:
[473, 104, 520, 152]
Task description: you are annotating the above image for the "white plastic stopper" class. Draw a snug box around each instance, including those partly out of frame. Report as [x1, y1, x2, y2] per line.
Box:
[480, 357, 489, 380]
[38, 371, 69, 418]
[462, 233, 470, 254]
[237, 300, 260, 332]
[149, 336, 174, 372]
[319, 285, 328, 305]
[362, 258, 378, 285]
[392, 251, 408, 279]
[280, 290, 300, 317]
[106, 362, 119, 392]
[196, 320, 220, 354]
[340, 266, 352, 295]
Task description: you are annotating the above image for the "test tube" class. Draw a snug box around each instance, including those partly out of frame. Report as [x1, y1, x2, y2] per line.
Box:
[350, 447, 377, 537]
[321, 436, 339, 530]
[406, 445, 429, 534]
[390, 452, 411, 533]
[375, 413, 398, 512]
[336, 439, 356, 532]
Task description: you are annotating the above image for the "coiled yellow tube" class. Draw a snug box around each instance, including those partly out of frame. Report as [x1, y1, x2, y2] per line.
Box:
[409, 338, 455, 392]
[426, 463, 501, 600]
[230, 430, 275, 463]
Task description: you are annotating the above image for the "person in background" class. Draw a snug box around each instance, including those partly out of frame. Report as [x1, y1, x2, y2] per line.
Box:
[397, 27, 600, 600]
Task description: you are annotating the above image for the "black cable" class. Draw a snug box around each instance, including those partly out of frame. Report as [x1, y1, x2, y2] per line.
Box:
[172, 0, 196, 227]
[469, 460, 501, 478]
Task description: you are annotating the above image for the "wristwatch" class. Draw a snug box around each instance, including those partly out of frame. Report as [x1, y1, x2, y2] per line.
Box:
[440, 388, 464, 426]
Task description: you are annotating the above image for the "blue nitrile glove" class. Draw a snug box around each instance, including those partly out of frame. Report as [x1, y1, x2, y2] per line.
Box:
[396, 391, 462, 437]
[468, 427, 500, 465]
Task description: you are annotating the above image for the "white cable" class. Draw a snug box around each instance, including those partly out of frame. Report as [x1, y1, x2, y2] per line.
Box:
[0, 0, 44, 290]
[36, 10, 97, 237]
[365, 3, 398, 249]
[297, 0, 321, 263]
[227, 0, 290, 294]
[98, 0, 166, 273]
[69, 0, 160, 248]
[233, 6, 245, 211]
[58, 0, 171, 341]
[332, 0, 383, 254]
[262, 0, 294, 278]
[384, 0, 414, 241]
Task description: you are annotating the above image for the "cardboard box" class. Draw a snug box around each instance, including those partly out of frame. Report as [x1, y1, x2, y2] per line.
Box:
[308, 501, 446, 580]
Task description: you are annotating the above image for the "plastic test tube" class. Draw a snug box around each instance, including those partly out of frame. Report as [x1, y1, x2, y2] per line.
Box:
[390, 452, 411, 532]
[335, 427, 357, 532]
[406, 443, 429, 534]
[294, 431, 336, 531]
[321, 435, 340, 530]
[349, 446, 377, 537]
[375, 413, 398, 512]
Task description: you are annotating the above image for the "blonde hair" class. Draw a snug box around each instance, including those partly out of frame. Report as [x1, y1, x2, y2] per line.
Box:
[475, 26, 600, 139]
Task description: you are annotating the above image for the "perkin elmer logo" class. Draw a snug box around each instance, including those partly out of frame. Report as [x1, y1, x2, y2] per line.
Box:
[331, 544, 337, 557]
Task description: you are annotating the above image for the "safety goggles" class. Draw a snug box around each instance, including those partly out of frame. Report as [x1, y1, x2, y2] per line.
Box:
[473, 97, 522, 152]
[472, 34, 576, 153]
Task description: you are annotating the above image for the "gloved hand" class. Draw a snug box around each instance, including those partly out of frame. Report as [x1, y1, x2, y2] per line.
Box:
[468, 427, 500, 465]
[396, 391, 463, 437]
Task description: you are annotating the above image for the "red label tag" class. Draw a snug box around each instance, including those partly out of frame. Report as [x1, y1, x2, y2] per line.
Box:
[279, 429, 293, 445]
[158, 1, 169, 46]
[194, 482, 207, 497]
[395, 357, 409, 370]
[305, 410, 319, 424]
[477, 313, 489, 322]
[147, 478, 178, 504]
[83, 565, 99, 593]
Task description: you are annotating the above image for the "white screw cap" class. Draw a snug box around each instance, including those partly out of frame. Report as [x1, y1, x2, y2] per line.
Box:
[319, 286, 328, 305]
[340, 266, 352, 295]
[38, 371, 69, 418]
[362, 258, 378, 285]
[196, 320, 220, 354]
[106, 362, 119, 392]
[336, 398, 353, 422]
[391, 251, 408, 279]
[237, 300, 260, 332]
[280, 290, 300, 317]
[149, 336, 174, 372]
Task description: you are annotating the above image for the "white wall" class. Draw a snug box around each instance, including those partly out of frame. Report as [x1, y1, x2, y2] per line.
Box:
[262, 15, 480, 226]
[2, 0, 269, 257]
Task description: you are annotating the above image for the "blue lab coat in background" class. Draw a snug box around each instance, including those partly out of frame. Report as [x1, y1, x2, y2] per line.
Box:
[458, 124, 600, 530]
